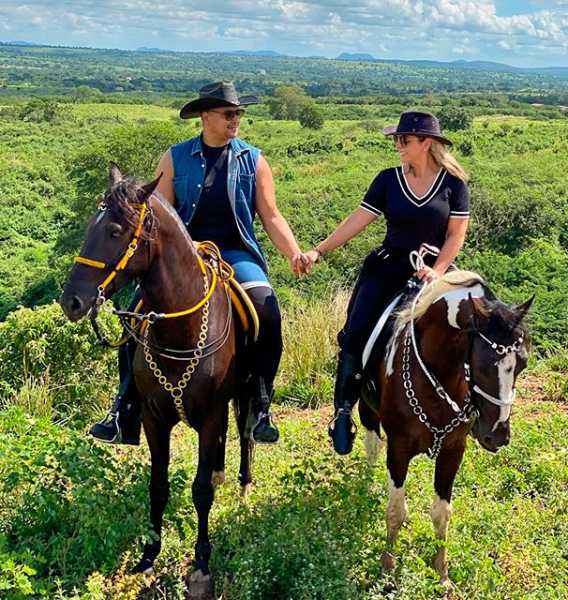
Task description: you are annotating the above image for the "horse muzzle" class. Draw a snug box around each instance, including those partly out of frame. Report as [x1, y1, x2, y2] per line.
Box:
[471, 419, 510, 453]
[59, 288, 96, 322]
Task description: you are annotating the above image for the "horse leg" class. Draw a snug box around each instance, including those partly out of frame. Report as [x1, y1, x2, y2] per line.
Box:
[234, 394, 254, 498]
[431, 444, 465, 588]
[211, 405, 228, 489]
[189, 417, 225, 599]
[132, 415, 172, 575]
[381, 441, 410, 572]
[358, 399, 383, 467]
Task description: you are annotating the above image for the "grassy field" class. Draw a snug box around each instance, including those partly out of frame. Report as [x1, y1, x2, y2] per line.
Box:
[1, 393, 566, 599]
[1, 99, 567, 598]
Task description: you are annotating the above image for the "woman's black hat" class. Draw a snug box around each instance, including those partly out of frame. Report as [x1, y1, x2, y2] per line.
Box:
[383, 111, 452, 146]
[180, 81, 259, 119]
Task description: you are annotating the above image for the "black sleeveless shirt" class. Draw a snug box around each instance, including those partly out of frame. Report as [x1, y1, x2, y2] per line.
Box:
[187, 140, 245, 250]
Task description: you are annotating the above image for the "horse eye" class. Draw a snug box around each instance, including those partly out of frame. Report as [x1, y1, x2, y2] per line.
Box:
[108, 223, 124, 238]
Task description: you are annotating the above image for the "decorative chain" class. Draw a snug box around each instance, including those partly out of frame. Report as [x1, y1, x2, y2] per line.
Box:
[143, 269, 210, 426]
[402, 329, 476, 459]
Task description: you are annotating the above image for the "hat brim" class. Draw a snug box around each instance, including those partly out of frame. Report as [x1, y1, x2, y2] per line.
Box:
[382, 124, 452, 146]
[180, 95, 259, 119]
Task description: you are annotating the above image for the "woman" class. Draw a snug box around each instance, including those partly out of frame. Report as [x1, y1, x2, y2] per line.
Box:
[305, 111, 470, 455]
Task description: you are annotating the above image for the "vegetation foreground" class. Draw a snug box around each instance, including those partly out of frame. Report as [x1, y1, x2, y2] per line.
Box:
[0, 394, 566, 599]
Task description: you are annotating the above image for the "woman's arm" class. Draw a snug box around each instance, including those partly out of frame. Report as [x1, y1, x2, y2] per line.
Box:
[418, 217, 469, 281]
[255, 155, 306, 273]
[305, 207, 376, 263]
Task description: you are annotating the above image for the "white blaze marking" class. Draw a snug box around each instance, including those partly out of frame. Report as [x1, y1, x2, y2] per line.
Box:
[434, 283, 485, 329]
[94, 210, 106, 225]
[494, 353, 516, 428]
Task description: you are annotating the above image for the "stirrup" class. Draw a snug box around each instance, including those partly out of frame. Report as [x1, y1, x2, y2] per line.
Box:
[252, 411, 279, 444]
[90, 411, 121, 443]
[328, 407, 357, 433]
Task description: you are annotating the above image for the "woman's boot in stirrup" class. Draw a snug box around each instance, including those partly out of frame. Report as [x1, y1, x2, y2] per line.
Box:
[328, 351, 362, 455]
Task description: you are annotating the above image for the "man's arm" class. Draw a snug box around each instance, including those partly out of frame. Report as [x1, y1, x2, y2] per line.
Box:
[154, 150, 175, 206]
[255, 154, 306, 273]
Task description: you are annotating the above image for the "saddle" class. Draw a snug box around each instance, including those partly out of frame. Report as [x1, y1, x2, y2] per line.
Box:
[197, 242, 260, 343]
[362, 277, 423, 375]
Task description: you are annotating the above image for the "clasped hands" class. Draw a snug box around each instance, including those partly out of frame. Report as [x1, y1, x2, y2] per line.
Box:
[290, 248, 321, 276]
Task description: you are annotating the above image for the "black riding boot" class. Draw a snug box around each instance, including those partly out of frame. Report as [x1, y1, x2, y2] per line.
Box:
[328, 351, 362, 455]
[89, 367, 141, 446]
[251, 377, 280, 444]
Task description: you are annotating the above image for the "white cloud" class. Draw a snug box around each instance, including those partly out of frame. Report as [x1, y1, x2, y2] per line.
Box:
[2, 0, 568, 65]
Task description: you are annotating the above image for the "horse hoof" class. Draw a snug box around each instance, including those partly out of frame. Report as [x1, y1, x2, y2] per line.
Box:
[131, 557, 154, 576]
[211, 470, 225, 488]
[381, 550, 395, 571]
[187, 569, 214, 599]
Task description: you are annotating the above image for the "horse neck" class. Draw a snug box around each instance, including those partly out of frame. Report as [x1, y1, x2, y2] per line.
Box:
[140, 199, 203, 315]
[416, 301, 470, 396]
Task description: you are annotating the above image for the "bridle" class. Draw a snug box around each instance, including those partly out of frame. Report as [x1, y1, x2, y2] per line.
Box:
[403, 248, 525, 458]
[73, 195, 234, 426]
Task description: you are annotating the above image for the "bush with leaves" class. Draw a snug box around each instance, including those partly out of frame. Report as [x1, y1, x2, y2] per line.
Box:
[438, 106, 472, 131]
[299, 103, 325, 130]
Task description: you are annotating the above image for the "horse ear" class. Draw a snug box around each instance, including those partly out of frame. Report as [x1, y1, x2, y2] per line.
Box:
[466, 292, 480, 330]
[512, 294, 535, 328]
[138, 173, 163, 202]
[109, 162, 123, 187]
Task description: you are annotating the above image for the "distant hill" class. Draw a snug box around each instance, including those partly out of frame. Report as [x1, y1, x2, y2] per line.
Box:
[136, 47, 173, 53]
[336, 53, 376, 62]
[0, 40, 39, 47]
[225, 50, 284, 57]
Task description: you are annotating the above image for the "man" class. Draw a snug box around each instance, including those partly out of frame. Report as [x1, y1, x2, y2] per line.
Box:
[91, 80, 307, 445]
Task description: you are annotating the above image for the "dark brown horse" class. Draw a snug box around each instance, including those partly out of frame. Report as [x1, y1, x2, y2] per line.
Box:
[60, 164, 254, 597]
[358, 271, 533, 587]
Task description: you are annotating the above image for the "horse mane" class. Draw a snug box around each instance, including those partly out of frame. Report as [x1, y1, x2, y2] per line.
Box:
[103, 176, 193, 246]
[395, 270, 486, 328]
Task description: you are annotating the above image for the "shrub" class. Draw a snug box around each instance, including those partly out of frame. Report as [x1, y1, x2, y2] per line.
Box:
[438, 107, 472, 131]
[299, 103, 325, 130]
[0, 303, 119, 423]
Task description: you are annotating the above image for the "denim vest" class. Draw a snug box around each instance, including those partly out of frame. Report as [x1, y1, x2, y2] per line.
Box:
[170, 135, 266, 271]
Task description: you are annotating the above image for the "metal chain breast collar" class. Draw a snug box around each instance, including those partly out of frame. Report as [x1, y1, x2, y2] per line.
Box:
[143, 267, 210, 426]
[401, 328, 476, 459]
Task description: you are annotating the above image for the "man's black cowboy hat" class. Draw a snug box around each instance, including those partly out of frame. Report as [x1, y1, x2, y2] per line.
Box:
[180, 80, 259, 119]
[383, 111, 452, 146]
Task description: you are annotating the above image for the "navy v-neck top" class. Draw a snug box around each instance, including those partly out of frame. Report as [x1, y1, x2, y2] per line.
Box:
[360, 166, 470, 252]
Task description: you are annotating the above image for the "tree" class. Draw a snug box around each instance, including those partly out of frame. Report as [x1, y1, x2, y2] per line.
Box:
[298, 103, 324, 130]
[438, 107, 472, 131]
[268, 85, 309, 120]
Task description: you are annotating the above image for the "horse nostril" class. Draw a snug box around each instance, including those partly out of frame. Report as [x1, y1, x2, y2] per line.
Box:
[70, 295, 83, 314]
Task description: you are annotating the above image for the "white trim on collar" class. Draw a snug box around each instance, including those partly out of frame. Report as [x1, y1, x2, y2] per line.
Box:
[395, 167, 447, 207]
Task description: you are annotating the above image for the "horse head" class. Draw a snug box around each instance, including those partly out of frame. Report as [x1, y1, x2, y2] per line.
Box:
[466, 293, 534, 452]
[60, 163, 161, 321]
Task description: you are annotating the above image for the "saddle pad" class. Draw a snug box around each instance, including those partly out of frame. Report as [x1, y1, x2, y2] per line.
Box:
[227, 278, 260, 342]
[362, 292, 403, 369]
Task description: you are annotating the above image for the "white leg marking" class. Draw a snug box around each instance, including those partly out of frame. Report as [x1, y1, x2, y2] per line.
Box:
[211, 470, 225, 488]
[386, 475, 407, 539]
[431, 495, 452, 540]
[365, 429, 383, 466]
[431, 494, 452, 585]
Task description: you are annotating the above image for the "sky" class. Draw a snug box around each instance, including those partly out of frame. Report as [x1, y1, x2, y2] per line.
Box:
[1, 0, 568, 68]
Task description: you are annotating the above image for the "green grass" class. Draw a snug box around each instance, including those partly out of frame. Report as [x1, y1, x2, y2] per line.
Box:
[0, 398, 566, 599]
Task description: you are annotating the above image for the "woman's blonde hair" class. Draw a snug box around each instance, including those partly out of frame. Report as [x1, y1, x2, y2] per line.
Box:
[429, 140, 469, 182]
